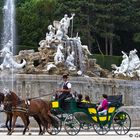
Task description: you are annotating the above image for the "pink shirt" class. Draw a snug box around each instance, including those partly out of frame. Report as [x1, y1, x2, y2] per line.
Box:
[101, 99, 108, 110]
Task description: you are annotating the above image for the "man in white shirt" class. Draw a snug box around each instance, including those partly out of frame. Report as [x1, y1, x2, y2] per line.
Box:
[56, 74, 72, 109]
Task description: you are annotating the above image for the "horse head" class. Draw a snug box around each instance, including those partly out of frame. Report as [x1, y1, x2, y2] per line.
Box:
[4, 90, 19, 108]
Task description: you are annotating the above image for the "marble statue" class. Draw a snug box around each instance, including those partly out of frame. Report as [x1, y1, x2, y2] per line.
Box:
[46, 25, 55, 41]
[112, 51, 129, 76]
[36, 13, 99, 76]
[65, 46, 76, 71]
[46, 63, 56, 71]
[75, 37, 92, 55]
[39, 24, 56, 48]
[81, 45, 92, 55]
[54, 43, 65, 65]
[55, 23, 65, 41]
[0, 41, 26, 71]
[127, 49, 140, 77]
[112, 49, 140, 78]
[60, 13, 75, 35]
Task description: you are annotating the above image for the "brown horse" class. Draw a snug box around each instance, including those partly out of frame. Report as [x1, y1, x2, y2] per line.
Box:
[4, 91, 52, 135]
[0, 92, 13, 134]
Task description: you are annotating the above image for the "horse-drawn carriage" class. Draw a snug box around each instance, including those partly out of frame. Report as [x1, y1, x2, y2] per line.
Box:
[0, 91, 131, 136]
[50, 94, 131, 135]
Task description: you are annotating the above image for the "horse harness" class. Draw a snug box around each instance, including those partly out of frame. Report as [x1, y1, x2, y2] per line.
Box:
[5, 98, 30, 113]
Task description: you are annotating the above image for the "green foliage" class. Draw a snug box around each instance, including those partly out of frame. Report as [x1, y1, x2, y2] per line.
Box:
[133, 33, 140, 43]
[16, 0, 57, 46]
[0, 0, 140, 57]
[90, 54, 122, 70]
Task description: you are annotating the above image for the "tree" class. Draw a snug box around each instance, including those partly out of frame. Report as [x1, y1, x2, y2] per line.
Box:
[16, 0, 57, 46]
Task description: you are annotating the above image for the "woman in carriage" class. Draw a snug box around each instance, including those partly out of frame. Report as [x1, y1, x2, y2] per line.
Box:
[97, 94, 108, 115]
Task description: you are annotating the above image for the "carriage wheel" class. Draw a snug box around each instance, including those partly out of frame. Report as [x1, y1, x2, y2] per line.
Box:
[47, 116, 62, 135]
[64, 114, 80, 135]
[113, 111, 131, 135]
[93, 123, 110, 135]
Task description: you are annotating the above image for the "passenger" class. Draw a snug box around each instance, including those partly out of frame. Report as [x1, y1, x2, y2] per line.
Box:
[97, 94, 108, 115]
[77, 94, 83, 102]
[56, 74, 72, 109]
[77, 94, 92, 108]
[82, 95, 91, 103]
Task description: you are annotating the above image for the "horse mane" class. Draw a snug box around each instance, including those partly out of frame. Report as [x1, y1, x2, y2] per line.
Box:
[8, 91, 21, 106]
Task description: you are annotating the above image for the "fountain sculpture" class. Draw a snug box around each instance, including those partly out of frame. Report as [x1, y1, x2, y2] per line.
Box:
[112, 49, 140, 79]
[11, 14, 107, 77]
[0, 0, 26, 90]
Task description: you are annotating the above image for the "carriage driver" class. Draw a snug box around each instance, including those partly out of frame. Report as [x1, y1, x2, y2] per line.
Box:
[56, 74, 72, 109]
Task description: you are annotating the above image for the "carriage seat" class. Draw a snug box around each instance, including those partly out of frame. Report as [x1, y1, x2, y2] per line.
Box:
[77, 101, 96, 108]
[107, 95, 123, 107]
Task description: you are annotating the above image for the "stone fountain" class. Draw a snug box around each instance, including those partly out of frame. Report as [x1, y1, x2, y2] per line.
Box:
[0, 3, 139, 128]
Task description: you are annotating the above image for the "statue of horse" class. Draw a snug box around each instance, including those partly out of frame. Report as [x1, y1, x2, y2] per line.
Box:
[112, 51, 129, 76]
[3, 91, 56, 135]
[127, 49, 140, 77]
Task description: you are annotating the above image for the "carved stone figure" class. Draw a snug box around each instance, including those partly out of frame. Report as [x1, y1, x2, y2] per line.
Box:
[112, 51, 129, 76]
[39, 25, 56, 48]
[127, 49, 140, 77]
[65, 47, 76, 71]
[60, 13, 75, 35]
[0, 41, 26, 71]
[54, 44, 65, 65]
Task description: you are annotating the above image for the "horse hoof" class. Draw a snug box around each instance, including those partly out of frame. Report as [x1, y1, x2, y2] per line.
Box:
[39, 132, 43, 135]
[7, 132, 12, 135]
[28, 132, 32, 135]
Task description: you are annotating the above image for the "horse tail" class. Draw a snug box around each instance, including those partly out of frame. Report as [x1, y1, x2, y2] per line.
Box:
[48, 114, 60, 129]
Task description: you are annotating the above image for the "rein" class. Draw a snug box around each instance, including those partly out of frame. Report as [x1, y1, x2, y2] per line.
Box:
[28, 92, 55, 100]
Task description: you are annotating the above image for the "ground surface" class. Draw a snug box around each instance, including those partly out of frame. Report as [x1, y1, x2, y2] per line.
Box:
[0, 129, 139, 140]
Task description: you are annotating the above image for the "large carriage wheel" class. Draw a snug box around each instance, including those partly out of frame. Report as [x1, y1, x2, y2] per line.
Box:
[112, 111, 131, 135]
[64, 114, 81, 135]
[93, 122, 110, 135]
[47, 115, 62, 135]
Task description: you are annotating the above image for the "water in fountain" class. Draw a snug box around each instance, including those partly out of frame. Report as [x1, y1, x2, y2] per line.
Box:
[1, 0, 15, 90]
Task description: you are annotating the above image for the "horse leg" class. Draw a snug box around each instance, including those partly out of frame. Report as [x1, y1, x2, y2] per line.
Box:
[8, 114, 17, 135]
[40, 109, 51, 132]
[21, 114, 30, 135]
[38, 115, 47, 135]
[33, 115, 43, 135]
[5, 113, 11, 135]
[9, 113, 13, 133]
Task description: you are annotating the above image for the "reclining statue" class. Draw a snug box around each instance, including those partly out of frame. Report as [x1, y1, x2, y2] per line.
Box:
[0, 41, 26, 71]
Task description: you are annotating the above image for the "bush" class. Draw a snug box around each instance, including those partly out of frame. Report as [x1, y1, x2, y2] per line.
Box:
[90, 54, 122, 70]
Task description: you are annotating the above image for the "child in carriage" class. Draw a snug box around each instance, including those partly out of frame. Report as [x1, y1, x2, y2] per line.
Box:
[97, 94, 108, 115]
